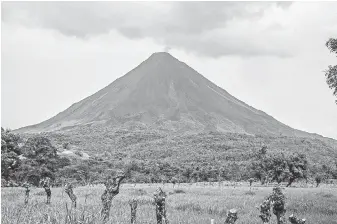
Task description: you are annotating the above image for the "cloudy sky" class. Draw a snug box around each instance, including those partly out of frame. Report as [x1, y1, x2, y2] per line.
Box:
[1, 1, 337, 139]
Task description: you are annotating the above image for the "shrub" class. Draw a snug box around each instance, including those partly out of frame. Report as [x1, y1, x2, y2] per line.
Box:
[173, 189, 186, 194]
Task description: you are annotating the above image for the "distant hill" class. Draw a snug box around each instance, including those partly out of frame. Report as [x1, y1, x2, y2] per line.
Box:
[15, 52, 324, 139]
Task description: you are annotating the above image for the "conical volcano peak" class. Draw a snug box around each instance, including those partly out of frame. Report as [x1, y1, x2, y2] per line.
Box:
[15, 51, 321, 140]
[151, 51, 173, 57]
[147, 51, 178, 63]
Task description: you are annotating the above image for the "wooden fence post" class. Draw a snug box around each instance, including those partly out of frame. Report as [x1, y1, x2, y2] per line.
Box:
[259, 197, 271, 223]
[249, 178, 254, 191]
[249, 178, 254, 187]
[225, 209, 238, 224]
[23, 182, 30, 204]
[289, 214, 306, 224]
[129, 199, 138, 224]
[40, 177, 52, 204]
[259, 185, 286, 224]
[270, 186, 286, 224]
[65, 183, 77, 208]
[101, 173, 126, 223]
[154, 187, 169, 224]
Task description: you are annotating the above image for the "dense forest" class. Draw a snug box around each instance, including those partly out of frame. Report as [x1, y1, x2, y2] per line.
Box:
[2, 126, 337, 187]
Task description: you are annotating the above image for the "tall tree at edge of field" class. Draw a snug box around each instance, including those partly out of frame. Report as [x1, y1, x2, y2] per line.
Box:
[325, 38, 337, 104]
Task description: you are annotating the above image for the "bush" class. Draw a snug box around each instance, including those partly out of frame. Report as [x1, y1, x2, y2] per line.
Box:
[173, 189, 186, 194]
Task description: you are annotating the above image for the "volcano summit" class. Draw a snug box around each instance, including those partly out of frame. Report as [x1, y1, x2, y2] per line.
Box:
[16, 52, 319, 138]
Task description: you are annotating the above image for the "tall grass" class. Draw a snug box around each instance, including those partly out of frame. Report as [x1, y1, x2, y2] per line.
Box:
[1, 183, 337, 224]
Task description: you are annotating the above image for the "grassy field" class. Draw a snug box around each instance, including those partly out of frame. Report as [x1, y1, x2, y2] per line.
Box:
[1, 183, 337, 224]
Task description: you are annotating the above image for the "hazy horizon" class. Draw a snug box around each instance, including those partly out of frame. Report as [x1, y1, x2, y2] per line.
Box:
[1, 1, 337, 139]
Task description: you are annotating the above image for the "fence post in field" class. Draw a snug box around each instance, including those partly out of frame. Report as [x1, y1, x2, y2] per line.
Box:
[39, 177, 52, 204]
[154, 187, 169, 224]
[224, 209, 238, 224]
[249, 178, 254, 191]
[289, 214, 306, 224]
[101, 173, 126, 223]
[249, 178, 254, 186]
[23, 182, 30, 204]
[249, 178, 254, 188]
[259, 185, 286, 224]
[129, 199, 138, 224]
[65, 182, 77, 208]
[270, 186, 286, 224]
[259, 196, 271, 223]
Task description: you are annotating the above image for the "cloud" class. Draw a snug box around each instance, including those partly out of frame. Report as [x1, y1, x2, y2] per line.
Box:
[2, 2, 337, 139]
[2, 1, 296, 58]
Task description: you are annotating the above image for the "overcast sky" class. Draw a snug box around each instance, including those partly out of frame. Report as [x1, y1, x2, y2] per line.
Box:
[1, 1, 337, 139]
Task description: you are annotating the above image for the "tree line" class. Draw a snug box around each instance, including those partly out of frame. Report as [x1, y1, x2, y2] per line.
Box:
[2, 128, 336, 187]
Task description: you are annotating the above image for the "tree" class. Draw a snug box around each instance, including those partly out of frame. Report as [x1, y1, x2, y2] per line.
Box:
[15, 162, 54, 186]
[327, 38, 337, 54]
[21, 136, 57, 162]
[17, 136, 60, 185]
[268, 153, 290, 184]
[286, 153, 308, 187]
[1, 128, 22, 155]
[1, 151, 21, 181]
[1, 129, 22, 181]
[325, 38, 337, 103]
[250, 148, 308, 187]
[250, 146, 271, 184]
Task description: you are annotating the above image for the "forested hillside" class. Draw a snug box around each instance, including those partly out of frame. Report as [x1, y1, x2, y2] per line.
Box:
[4, 125, 337, 187]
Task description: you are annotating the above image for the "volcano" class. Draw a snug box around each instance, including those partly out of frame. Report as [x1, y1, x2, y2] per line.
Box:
[16, 52, 319, 137]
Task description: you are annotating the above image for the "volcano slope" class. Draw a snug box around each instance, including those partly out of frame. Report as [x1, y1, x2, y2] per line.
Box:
[16, 52, 322, 137]
[15, 52, 337, 179]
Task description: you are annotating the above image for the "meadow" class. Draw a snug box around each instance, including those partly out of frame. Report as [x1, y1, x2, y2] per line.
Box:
[1, 182, 337, 224]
